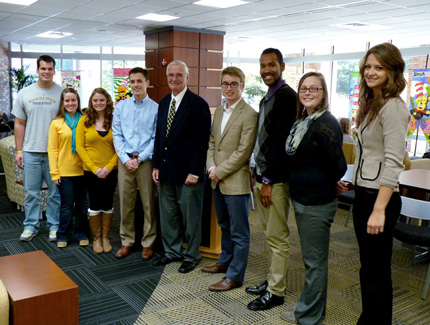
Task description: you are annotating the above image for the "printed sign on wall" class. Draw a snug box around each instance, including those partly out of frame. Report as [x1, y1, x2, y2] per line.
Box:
[113, 68, 132, 105]
[61, 71, 81, 92]
[348, 71, 360, 123]
[408, 69, 430, 145]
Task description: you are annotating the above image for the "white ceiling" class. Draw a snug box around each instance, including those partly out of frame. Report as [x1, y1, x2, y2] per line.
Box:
[1, 0, 430, 53]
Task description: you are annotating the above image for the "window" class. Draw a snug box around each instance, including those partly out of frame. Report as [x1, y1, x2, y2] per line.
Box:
[22, 44, 60, 53]
[284, 63, 302, 91]
[331, 60, 360, 120]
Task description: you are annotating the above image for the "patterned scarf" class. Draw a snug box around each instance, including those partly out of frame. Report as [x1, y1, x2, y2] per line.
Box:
[285, 109, 326, 156]
[64, 111, 81, 154]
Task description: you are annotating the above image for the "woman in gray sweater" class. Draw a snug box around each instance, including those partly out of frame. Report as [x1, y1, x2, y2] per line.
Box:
[337, 43, 410, 325]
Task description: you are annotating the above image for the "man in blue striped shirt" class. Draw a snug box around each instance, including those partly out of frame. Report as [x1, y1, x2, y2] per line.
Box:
[112, 67, 158, 260]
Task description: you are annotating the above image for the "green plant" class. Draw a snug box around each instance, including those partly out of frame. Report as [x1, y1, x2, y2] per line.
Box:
[336, 61, 359, 96]
[10, 65, 36, 92]
[244, 75, 266, 98]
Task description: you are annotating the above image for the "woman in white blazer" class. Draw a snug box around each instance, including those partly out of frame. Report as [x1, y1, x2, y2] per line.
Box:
[337, 43, 410, 325]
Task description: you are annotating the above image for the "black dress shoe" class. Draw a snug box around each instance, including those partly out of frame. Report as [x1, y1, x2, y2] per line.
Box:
[178, 261, 196, 273]
[247, 291, 284, 311]
[152, 255, 178, 266]
[246, 280, 268, 295]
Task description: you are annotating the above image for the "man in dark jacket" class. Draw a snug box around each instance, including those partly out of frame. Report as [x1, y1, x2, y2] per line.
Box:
[152, 60, 211, 274]
[247, 48, 297, 311]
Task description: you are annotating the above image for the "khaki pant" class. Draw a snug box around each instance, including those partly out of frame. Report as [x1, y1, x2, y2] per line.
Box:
[118, 160, 156, 248]
[254, 182, 290, 297]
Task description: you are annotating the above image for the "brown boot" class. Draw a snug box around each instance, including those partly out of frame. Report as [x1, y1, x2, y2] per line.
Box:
[101, 211, 113, 253]
[88, 213, 103, 254]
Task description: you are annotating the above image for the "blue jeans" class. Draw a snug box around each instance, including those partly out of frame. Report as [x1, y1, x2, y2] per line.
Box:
[57, 176, 90, 242]
[213, 187, 250, 282]
[23, 152, 60, 232]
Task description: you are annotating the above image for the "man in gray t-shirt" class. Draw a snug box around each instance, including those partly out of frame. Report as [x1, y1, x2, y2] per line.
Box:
[11, 55, 62, 242]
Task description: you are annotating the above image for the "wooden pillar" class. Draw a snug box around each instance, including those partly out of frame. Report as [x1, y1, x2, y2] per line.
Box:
[144, 27, 224, 107]
[144, 27, 225, 259]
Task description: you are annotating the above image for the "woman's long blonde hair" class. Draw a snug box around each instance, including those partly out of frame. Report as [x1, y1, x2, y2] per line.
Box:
[356, 43, 406, 127]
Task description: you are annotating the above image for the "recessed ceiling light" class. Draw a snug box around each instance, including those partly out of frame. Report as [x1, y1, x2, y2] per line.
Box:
[136, 13, 179, 22]
[231, 36, 252, 39]
[36, 31, 73, 39]
[0, 0, 37, 5]
[334, 22, 391, 32]
[193, 0, 249, 9]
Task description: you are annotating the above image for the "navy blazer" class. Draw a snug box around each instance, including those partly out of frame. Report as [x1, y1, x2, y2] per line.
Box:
[153, 89, 211, 185]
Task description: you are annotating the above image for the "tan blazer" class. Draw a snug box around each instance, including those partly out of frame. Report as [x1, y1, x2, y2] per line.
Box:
[206, 98, 258, 195]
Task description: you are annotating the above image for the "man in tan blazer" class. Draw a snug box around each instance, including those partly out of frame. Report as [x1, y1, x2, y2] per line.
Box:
[202, 67, 258, 291]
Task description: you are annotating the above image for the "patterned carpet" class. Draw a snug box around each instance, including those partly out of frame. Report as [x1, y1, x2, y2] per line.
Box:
[137, 204, 430, 325]
[1, 173, 430, 324]
[0, 174, 164, 325]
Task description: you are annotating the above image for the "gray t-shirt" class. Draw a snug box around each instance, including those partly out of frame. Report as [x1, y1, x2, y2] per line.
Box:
[12, 83, 63, 152]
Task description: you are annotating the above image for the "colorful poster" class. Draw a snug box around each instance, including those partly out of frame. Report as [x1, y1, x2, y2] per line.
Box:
[348, 71, 360, 123]
[61, 71, 81, 93]
[408, 69, 430, 144]
[113, 68, 132, 105]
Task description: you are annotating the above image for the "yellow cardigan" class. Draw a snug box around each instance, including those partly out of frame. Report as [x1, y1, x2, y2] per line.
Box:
[48, 117, 84, 181]
[76, 117, 118, 173]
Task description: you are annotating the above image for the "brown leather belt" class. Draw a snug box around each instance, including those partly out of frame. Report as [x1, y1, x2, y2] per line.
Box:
[127, 153, 139, 158]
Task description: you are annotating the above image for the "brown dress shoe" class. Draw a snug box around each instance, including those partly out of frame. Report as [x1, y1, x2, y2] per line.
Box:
[208, 278, 243, 291]
[201, 264, 228, 273]
[141, 247, 154, 260]
[115, 246, 131, 259]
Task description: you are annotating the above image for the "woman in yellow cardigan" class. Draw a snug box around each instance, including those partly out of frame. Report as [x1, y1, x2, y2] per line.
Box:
[48, 88, 89, 248]
[77, 88, 118, 254]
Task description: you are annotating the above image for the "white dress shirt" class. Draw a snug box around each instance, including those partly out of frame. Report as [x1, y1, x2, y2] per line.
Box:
[220, 98, 241, 134]
[168, 86, 187, 115]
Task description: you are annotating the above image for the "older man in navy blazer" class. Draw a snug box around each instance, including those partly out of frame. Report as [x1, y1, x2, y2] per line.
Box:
[152, 60, 211, 274]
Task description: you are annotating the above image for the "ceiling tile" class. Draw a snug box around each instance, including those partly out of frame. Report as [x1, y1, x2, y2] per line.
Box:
[1, 0, 430, 50]
[17, 0, 90, 15]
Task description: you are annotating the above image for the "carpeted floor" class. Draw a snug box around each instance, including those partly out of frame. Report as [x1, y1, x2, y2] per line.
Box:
[136, 205, 430, 325]
[0, 174, 164, 325]
[1, 174, 430, 324]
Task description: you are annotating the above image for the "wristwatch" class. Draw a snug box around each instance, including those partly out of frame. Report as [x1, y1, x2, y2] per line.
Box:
[262, 177, 272, 185]
[137, 157, 143, 165]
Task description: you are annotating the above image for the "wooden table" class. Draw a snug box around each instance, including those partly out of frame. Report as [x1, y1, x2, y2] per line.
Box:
[0, 251, 78, 325]
[399, 169, 430, 200]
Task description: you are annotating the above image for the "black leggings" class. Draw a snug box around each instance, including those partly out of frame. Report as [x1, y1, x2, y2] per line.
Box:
[353, 185, 401, 325]
[84, 170, 118, 211]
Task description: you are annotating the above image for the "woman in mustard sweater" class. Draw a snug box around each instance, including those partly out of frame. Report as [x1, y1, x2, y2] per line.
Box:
[77, 88, 118, 254]
[48, 88, 89, 248]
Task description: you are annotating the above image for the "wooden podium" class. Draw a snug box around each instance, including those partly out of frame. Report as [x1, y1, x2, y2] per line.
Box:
[0, 251, 79, 325]
[199, 185, 222, 259]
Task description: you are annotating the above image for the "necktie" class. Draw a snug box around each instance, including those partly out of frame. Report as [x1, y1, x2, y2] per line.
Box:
[166, 98, 176, 137]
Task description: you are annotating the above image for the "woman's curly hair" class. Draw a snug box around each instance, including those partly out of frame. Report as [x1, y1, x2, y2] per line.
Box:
[356, 43, 406, 127]
[85, 88, 114, 130]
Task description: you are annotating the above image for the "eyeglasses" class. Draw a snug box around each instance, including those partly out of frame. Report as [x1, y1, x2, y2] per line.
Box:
[299, 87, 323, 93]
[167, 73, 187, 79]
[221, 82, 243, 89]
